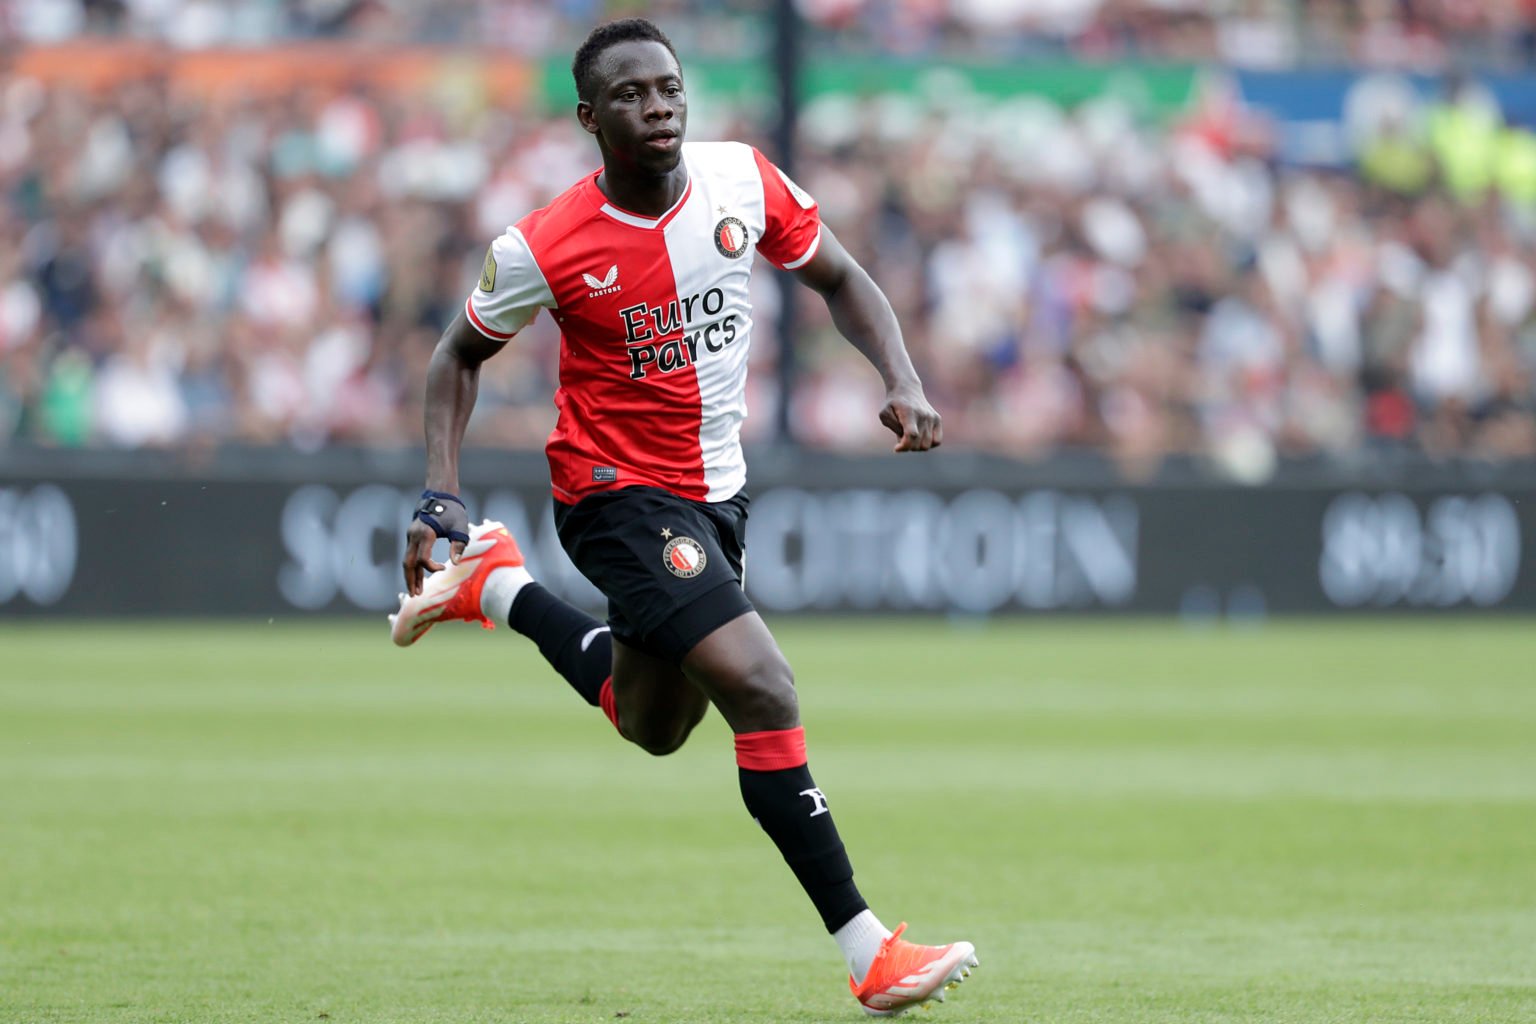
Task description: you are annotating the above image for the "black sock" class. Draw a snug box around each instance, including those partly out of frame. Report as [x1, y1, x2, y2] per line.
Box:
[737, 728, 869, 933]
[507, 583, 610, 706]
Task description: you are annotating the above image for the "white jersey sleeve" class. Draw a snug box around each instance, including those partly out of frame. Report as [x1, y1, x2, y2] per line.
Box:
[464, 226, 556, 340]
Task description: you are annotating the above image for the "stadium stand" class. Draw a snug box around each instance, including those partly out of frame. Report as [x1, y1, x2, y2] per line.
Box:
[1, 2, 1533, 478]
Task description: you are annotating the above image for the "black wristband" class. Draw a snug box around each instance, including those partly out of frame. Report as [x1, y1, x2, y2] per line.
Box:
[414, 490, 470, 543]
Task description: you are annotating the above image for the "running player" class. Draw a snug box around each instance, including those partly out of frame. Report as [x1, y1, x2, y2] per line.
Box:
[390, 18, 976, 1017]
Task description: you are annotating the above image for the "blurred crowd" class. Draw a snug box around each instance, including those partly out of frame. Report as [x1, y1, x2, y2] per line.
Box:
[2, 59, 1536, 474]
[802, 0, 1536, 71]
[794, 76, 1536, 473]
[7, 0, 1536, 72]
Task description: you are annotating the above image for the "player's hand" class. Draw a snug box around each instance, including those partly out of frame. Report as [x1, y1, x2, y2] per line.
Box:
[879, 387, 943, 452]
[402, 519, 447, 597]
[402, 490, 469, 595]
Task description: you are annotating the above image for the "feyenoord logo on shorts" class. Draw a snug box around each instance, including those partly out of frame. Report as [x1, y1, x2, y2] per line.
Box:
[663, 536, 708, 578]
[714, 216, 748, 259]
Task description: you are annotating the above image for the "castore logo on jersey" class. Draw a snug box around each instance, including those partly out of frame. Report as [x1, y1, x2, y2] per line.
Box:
[583, 265, 621, 297]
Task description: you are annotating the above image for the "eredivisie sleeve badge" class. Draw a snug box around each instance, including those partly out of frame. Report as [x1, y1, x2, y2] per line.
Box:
[773, 164, 815, 209]
[479, 246, 497, 291]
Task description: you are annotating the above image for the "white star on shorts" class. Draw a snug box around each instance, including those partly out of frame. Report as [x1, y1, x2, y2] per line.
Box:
[661, 527, 673, 539]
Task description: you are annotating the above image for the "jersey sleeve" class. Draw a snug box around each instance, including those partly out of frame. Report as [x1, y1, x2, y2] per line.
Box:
[751, 147, 822, 271]
[464, 225, 555, 341]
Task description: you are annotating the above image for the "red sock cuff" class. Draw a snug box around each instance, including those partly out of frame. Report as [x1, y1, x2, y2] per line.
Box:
[735, 726, 807, 771]
[598, 677, 620, 732]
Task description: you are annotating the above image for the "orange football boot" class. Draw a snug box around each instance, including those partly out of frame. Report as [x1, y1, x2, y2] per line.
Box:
[850, 922, 978, 1017]
[389, 520, 525, 647]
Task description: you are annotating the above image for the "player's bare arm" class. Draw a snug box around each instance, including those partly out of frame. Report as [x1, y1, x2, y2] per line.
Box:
[402, 311, 508, 596]
[793, 226, 943, 452]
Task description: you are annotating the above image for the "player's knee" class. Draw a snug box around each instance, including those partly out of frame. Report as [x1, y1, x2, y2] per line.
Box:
[638, 734, 687, 757]
[733, 653, 799, 731]
[626, 723, 689, 757]
[619, 710, 696, 757]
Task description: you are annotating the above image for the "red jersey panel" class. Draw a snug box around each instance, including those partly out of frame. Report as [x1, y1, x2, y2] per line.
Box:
[465, 142, 821, 503]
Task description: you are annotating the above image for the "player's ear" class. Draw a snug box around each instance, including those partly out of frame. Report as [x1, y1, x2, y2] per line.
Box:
[576, 101, 599, 135]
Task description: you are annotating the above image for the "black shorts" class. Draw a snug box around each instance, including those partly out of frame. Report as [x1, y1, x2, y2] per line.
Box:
[554, 486, 754, 664]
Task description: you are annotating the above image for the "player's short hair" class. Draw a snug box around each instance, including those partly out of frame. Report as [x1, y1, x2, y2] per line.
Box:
[572, 18, 679, 104]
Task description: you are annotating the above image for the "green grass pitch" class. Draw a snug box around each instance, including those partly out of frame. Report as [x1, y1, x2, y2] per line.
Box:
[2, 618, 1534, 1023]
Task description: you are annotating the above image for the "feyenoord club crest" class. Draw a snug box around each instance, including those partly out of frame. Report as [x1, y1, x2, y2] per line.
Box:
[714, 216, 748, 259]
[662, 536, 708, 578]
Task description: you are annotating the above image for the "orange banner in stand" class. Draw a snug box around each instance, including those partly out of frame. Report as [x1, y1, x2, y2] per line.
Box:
[13, 42, 534, 99]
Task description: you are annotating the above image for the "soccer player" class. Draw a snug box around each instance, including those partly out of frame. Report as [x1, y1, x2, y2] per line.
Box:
[390, 18, 977, 1017]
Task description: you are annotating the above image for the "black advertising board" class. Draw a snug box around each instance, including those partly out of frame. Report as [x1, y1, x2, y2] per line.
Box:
[2, 449, 1530, 617]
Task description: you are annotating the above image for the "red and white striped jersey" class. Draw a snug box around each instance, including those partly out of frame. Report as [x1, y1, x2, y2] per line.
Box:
[465, 141, 821, 504]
